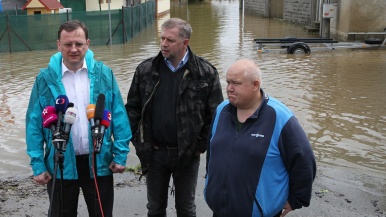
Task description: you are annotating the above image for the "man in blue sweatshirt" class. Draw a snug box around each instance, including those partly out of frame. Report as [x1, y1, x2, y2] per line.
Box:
[205, 59, 316, 217]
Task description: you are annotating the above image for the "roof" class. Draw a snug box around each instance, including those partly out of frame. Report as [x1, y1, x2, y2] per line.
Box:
[22, 0, 64, 10]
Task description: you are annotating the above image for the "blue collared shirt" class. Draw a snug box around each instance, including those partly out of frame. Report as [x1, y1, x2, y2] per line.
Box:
[164, 49, 189, 72]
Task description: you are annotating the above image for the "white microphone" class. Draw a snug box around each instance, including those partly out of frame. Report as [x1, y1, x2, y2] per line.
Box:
[61, 107, 77, 152]
[64, 107, 77, 135]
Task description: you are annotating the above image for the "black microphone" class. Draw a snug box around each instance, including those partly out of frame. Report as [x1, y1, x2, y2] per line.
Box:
[94, 94, 105, 153]
[94, 94, 105, 132]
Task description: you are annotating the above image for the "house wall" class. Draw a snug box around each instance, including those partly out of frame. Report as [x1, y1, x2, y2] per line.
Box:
[157, 0, 169, 16]
[243, 0, 386, 40]
[84, 0, 169, 17]
[27, 8, 59, 15]
[331, 0, 386, 40]
[283, 0, 312, 24]
[269, 0, 283, 19]
[86, 0, 125, 11]
[244, 0, 312, 24]
[244, 0, 266, 16]
[25, 0, 60, 15]
[27, 0, 44, 8]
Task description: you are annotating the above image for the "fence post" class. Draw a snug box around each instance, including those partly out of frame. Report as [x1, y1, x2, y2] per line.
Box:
[122, 6, 126, 43]
[6, 14, 12, 53]
[131, 5, 134, 39]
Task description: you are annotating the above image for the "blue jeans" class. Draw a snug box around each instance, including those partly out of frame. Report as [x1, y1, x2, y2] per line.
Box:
[146, 146, 200, 217]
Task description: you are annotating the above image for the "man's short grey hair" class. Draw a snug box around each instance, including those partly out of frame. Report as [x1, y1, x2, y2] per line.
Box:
[161, 18, 193, 40]
[242, 60, 262, 86]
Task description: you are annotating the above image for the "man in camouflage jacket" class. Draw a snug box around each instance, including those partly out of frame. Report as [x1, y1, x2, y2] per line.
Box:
[125, 18, 223, 217]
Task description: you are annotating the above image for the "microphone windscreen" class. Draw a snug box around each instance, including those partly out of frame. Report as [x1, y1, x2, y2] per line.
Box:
[64, 107, 77, 125]
[55, 95, 69, 113]
[101, 110, 111, 128]
[43, 113, 58, 128]
[94, 94, 105, 121]
[86, 104, 96, 120]
[42, 106, 56, 119]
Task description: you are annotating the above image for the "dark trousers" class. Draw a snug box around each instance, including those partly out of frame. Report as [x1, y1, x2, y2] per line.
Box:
[47, 154, 114, 217]
[146, 147, 200, 217]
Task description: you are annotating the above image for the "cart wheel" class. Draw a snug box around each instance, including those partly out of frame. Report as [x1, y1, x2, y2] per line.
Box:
[288, 43, 311, 54]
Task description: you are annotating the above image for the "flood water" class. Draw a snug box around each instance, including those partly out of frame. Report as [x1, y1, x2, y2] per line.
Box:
[0, 0, 385, 180]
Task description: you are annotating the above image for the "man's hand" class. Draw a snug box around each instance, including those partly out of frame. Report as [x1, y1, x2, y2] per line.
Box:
[34, 171, 52, 185]
[109, 161, 125, 173]
[280, 201, 293, 217]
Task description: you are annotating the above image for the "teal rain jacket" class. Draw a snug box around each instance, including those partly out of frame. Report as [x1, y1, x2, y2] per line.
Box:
[26, 50, 131, 179]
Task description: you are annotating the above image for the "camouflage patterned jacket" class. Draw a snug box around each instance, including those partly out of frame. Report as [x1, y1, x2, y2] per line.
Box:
[125, 46, 224, 176]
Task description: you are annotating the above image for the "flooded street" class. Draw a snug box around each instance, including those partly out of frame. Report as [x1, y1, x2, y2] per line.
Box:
[1, 0, 385, 183]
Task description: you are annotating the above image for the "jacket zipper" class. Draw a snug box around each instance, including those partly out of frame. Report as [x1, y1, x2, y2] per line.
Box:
[138, 76, 160, 143]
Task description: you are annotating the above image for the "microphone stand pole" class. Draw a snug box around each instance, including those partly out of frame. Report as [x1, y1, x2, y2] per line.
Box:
[93, 130, 103, 217]
[48, 137, 67, 217]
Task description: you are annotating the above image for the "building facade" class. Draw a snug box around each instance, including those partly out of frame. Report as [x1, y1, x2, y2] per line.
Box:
[243, 0, 386, 40]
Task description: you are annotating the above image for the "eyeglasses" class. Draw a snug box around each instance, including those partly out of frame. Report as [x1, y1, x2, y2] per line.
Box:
[61, 42, 86, 49]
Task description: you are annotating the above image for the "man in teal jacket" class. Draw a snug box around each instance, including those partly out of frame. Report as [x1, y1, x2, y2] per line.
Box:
[25, 20, 131, 217]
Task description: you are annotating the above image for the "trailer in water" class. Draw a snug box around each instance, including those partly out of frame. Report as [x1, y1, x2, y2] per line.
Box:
[253, 37, 386, 54]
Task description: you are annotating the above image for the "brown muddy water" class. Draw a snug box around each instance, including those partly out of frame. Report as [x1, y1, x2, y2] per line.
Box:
[0, 0, 385, 182]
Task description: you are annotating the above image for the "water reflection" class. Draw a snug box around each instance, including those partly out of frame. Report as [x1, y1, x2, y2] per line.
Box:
[0, 0, 385, 178]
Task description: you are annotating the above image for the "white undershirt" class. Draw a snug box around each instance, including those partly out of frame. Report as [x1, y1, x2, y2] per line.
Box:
[61, 60, 90, 155]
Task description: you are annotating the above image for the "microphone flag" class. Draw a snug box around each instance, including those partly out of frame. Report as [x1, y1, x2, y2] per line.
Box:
[54, 95, 69, 132]
[42, 106, 57, 136]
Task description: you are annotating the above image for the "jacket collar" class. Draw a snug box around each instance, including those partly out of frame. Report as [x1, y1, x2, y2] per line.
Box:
[152, 46, 198, 75]
[42, 49, 95, 98]
[227, 89, 269, 120]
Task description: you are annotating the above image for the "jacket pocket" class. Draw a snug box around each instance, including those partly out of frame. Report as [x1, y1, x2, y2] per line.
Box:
[185, 81, 209, 110]
[187, 81, 209, 91]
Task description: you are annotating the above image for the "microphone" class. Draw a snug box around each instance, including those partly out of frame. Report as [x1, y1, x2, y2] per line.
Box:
[93, 94, 105, 153]
[42, 106, 56, 118]
[86, 104, 96, 128]
[95, 109, 111, 153]
[43, 113, 58, 135]
[42, 106, 57, 136]
[55, 95, 69, 132]
[94, 94, 105, 133]
[64, 107, 77, 137]
[61, 106, 77, 152]
[100, 109, 111, 137]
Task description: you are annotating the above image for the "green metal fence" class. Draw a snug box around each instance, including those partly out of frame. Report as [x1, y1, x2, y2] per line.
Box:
[0, 1, 155, 53]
